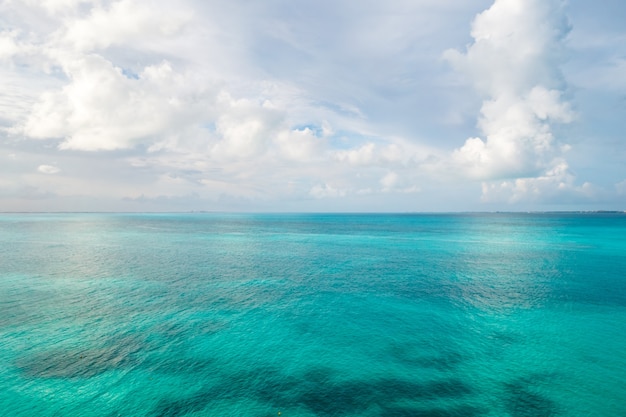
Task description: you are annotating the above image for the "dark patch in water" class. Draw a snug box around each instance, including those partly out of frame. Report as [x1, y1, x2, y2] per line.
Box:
[153, 390, 212, 417]
[151, 365, 476, 417]
[426, 380, 473, 399]
[152, 367, 293, 417]
[16, 336, 143, 379]
[505, 380, 559, 417]
[382, 405, 485, 417]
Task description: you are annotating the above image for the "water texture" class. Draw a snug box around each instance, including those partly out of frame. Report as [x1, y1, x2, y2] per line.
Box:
[1, 213, 625, 416]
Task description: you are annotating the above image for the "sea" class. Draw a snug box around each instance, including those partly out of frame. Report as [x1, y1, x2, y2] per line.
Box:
[0, 213, 625, 417]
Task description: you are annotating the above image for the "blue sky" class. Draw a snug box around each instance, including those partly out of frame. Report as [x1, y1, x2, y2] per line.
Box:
[0, 0, 625, 212]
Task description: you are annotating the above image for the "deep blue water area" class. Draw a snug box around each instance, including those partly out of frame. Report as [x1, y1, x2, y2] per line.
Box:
[1, 213, 625, 416]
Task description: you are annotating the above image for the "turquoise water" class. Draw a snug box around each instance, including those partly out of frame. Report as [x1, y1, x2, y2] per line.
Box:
[1, 213, 625, 416]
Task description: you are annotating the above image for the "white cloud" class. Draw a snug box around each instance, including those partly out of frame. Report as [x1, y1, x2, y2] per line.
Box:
[334, 138, 435, 168]
[0, 31, 21, 60]
[19, 0, 93, 16]
[37, 164, 61, 174]
[480, 160, 597, 203]
[446, 0, 574, 182]
[20, 57, 215, 151]
[211, 93, 283, 159]
[335, 143, 377, 166]
[378, 171, 420, 194]
[59, 0, 191, 52]
[274, 127, 326, 162]
[441, 0, 597, 206]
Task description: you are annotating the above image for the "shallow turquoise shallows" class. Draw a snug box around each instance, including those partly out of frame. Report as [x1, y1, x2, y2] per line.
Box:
[1, 213, 625, 416]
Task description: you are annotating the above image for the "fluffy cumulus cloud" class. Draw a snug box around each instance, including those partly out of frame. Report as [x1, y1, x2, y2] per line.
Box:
[0, 0, 624, 211]
[444, 0, 588, 203]
[21, 58, 207, 151]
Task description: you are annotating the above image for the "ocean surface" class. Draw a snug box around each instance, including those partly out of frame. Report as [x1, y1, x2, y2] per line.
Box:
[1, 213, 625, 417]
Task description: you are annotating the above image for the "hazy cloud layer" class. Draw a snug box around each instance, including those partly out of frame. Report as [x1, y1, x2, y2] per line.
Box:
[1, 0, 624, 211]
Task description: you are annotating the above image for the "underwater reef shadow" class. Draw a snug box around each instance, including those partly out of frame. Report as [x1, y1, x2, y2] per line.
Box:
[151, 365, 478, 417]
[15, 335, 145, 379]
[504, 377, 560, 417]
[381, 405, 484, 417]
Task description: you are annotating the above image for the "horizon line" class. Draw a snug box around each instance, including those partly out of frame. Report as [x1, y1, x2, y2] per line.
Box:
[1, 210, 625, 215]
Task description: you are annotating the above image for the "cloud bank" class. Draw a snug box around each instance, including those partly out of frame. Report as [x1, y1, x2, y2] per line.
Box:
[0, 0, 624, 211]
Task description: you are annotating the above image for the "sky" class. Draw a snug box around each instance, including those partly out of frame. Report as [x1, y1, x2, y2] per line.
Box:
[0, 0, 625, 212]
